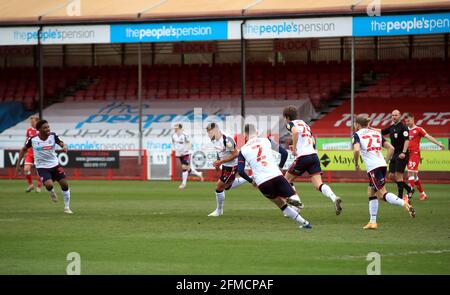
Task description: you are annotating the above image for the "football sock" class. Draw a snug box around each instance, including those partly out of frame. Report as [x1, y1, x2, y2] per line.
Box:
[25, 171, 32, 185]
[319, 184, 337, 202]
[403, 181, 412, 193]
[215, 190, 225, 212]
[36, 176, 42, 188]
[189, 167, 202, 178]
[396, 181, 404, 197]
[383, 192, 405, 207]
[181, 170, 188, 186]
[408, 176, 415, 189]
[415, 179, 425, 193]
[369, 196, 378, 223]
[230, 178, 246, 189]
[62, 189, 71, 209]
[281, 204, 306, 224]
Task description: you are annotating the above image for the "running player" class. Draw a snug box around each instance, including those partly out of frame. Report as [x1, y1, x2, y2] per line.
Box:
[172, 123, 203, 189]
[282, 105, 342, 215]
[15, 120, 73, 214]
[23, 116, 43, 193]
[237, 124, 312, 230]
[206, 122, 247, 217]
[404, 113, 444, 201]
[353, 114, 415, 230]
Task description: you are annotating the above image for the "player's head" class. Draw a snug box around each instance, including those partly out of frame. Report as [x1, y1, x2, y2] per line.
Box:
[173, 123, 183, 134]
[404, 113, 415, 128]
[282, 105, 298, 123]
[244, 124, 258, 141]
[36, 119, 50, 136]
[206, 122, 219, 140]
[391, 109, 401, 124]
[354, 114, 371, 130]
[29, 116, 39, 128]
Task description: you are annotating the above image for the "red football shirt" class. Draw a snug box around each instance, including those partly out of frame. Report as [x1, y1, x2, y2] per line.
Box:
[408, 126, 427, 153]
[25, 127, 39, 153]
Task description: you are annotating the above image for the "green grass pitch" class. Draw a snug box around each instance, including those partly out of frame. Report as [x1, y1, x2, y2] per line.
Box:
[0, 179, 449, 274]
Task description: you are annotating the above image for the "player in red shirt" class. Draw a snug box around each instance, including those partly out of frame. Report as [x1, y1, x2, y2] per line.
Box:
[24, 116, 43, 192]
[404, 113, 444, 201]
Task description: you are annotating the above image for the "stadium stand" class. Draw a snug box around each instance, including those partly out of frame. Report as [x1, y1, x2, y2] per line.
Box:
[65, 62, 361, 107]
[358, 59, 450, 100]
[0, 66, 84, 110]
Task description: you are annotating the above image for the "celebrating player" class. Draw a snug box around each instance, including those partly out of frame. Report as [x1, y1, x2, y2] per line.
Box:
[171, 123, 203, 189]
[404, 113, 444, 200]
[15, 120, 73, 214]
[282, 105, 342, 215]
[353, 114, 415, 230]
[23, 116, 43, 193]
[206, 122, 247, 217]
[237, 124, 312, 230]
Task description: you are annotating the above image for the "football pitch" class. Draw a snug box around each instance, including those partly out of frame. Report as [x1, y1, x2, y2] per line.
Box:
[0, 179, 449, 275]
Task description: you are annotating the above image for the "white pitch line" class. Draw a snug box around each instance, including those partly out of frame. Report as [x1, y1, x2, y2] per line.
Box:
[339, 249, 450, 260]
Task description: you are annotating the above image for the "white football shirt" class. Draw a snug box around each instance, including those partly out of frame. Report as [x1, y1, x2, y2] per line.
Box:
[286, 120, 317, 157]
[25, 133, 61, 169]
[172, 131, 191, 157]
[211, 132, 238, 167]
[353, 128, 387, 172]
[240, 136, 282, 185]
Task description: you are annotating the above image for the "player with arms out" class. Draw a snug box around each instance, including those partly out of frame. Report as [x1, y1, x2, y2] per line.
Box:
[404, 113, 444, 201]
[237, 124, 312, 230]
[353, 114, 415, 230]
[172, 123, 203, 189]
[282, 105, 342, 215]
[23, 116, 43, 193]
[15, 120, 73, 214]
[206, 122, 247, 217]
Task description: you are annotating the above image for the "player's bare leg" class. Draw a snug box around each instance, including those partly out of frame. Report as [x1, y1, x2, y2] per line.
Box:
[284, 171, 304, 209]
[311, 174, 342, 215]
[208, 180, 227, 217]
[58, 178, 73, 214]
[271, 196, 311, 230]
[23, 163, 34, 192]
[43, 179, 58, 203]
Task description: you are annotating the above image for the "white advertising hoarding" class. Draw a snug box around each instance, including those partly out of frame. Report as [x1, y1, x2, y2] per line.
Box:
[228, 17, 352, 40]
[0, 25, 110, 46]
[0, 99, 317, 154]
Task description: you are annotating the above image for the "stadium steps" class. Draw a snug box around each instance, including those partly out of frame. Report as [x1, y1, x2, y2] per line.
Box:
[62, 76, 97, 102]
[310, 73, 379, 123]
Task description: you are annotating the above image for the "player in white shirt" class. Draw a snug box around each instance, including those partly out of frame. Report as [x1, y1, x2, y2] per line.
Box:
[353, 114, 415, 230]
[15, 120, 73, 214]
[171, 124, 203, 189]
[237, 124, 311, 229]
[282, 106, 342, 215]
[206, 122, 247, 217]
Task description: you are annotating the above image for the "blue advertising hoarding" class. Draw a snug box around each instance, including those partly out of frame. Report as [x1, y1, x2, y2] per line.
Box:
[110, 21, 229, 43]
[353, 12, 450, 36]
